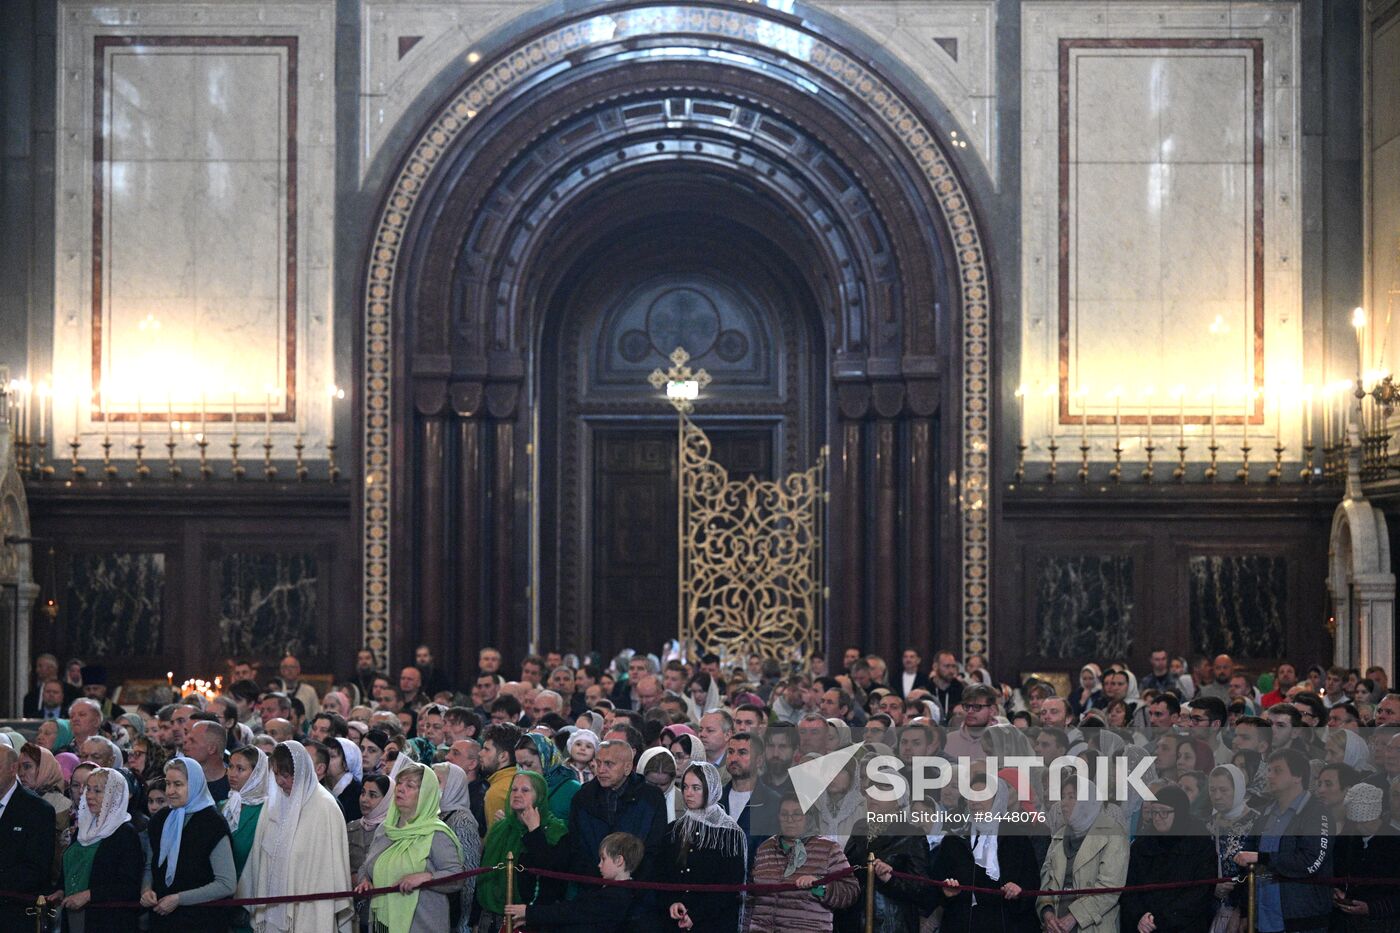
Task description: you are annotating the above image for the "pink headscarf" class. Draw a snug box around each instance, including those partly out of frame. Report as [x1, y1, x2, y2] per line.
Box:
[55, 751, 80, 783]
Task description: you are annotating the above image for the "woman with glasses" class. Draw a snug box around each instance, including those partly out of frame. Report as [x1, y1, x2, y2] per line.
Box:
[1121, 784, 1216, 933]
[746, 794, 859, 932]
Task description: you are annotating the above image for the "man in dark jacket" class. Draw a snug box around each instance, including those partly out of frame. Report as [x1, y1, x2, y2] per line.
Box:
[22, 653, 80, 718]
[0, 744, 57, 927]
[720, 731, 783, 864]
[1237, 747, 1333, 933]
[566, 740, 667, 881]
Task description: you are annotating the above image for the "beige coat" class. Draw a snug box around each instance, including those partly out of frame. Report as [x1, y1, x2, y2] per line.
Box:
[1036, 808, 1129, 933]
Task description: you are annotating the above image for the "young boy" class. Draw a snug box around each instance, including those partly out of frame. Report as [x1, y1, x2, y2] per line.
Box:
[502, 832, 664, 932]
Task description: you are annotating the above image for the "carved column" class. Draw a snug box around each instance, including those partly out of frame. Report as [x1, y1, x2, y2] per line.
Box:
[451, 383, 484, 682]
[870, 384, 905, 659]
[835, 385, 870, 657]
[415, 383, 448, 665]
[487, 384, 519, 663]
[906, 380, 939, 658]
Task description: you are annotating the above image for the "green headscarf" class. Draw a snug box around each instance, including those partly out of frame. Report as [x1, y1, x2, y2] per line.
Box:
[477, 769, 568, 913]
[525, 733, 580, 820]
[371, 764, 461, 933]
[49, 719, 73, 751]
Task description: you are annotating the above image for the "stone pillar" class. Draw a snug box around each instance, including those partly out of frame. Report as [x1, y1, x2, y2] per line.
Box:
[1329, 428, 1395, 674]
[0, 413, 38, 716]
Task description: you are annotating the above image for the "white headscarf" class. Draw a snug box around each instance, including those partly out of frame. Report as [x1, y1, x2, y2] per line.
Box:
[434, 762, 471, 814]
[1211, 764, 1249, 821]
[568, 729, 600, 757]
[639, 747, 679, 821]
[332, 737, 363, 797]
[1079, 664, 1103, 692]
[257, 741, 324, 932]
[675, 761, 746, 861]
[970, 778, 1011, 882]
[77, 766, 132, 846]
[223, 747, 269, 833]
[1059, 773, 1104, 837]
[1335, 730, 1374, 772]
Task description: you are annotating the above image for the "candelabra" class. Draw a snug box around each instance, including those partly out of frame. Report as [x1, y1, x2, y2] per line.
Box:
[229, 434, 245, 480]
[68, 436, 86, 479]
[1109, 443, 1123, 483]
[197, 433, 213, 479]
[327, 439, 341, 483]
[133, 435, 150, 479]
[101, 434, 118, 479]
[166, 436, 182, 479]
[1300, 443, 1315, 483]
[1173, 441, 1187, 482]
[1141, 440, 1155, 483]
[294, 436, 308, 481]
[1077, 439, 1090, 484]
[1236, 442, 1251, 484]
[1268, 441, 1284, 483]
[34, 433, 53, 479]
[1045, 438, 1059, 483]
[262, 438, 278, 480]
[1204, 441, 1219, 482]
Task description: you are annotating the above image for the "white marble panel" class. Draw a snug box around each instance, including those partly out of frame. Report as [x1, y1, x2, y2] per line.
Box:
[195, 52, 284, 162]
[55, 2, 337, 456]
[1070, 54, 1162, 163]
[1371, 137, 1400, 368]
[1071, 162, 1163, 303]
[1159, 52, 1250, 163]
[108, 52, 198, 161]
[1375, 16, 1400, 151]
[1159, 162, 1250, 302]
[1160, 298, 1253, 381]
[1070, 299, 1163, 394]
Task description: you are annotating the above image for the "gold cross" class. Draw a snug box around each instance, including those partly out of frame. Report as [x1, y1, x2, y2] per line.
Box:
[648, 346, 712, 413]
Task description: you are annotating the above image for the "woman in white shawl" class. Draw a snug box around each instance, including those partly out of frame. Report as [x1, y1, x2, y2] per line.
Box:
[1207, 764, 1257, 931]
[810, 753, 865, 843]
[246, 740, 354, 933]
[638, 746, 683, 822]
[432, 762, 481, 933]
[662, 762, 747, 931]
[329, 736, 364, 820]
[1326, 729, 1376, 775]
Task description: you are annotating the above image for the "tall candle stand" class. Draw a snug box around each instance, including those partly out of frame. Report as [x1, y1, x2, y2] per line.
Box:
[166, 435, 182, 479]
[294, 435, 308, 481]
[101, 435, 118, 479]
[35, 433, 54, 479]
[1173, 440, 1188, 482]
[262, 438, 278, 480]
[1014, 442, 1027, 484]
[1077, 439, 1090, 484]
[229, 423, 245, 480]
[1236, 441, 1251, 484]
[327, 439, 340, 483]
[1142, 440, 1156, 483]
[1300, 443, 1315, 482]
[1045, 438, 1059, 483]
[1204, 442, 1219, 482]
[197, 433, 212, 479]
[1268, 441, 1284, 483]
[1109, 442, 1123, 483]
[133, 432, 150, 479]
[68, 434, 86, 479]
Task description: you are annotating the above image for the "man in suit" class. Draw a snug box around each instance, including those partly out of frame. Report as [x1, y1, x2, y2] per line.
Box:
[21, 653, 80, 718]
[894, 648, 932, 699]
[0, 743, 57, 926]
[720, 731, 783, 865]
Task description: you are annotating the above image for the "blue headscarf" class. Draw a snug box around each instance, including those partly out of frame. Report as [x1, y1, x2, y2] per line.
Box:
[157, 756, 216, 885]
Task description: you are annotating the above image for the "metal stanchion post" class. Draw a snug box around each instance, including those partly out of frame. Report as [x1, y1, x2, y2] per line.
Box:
[505, 853, 516, 933]
[865, 852, 876, 933]
[29, 895, 45, 933]
[1247, 865, 1257, 933]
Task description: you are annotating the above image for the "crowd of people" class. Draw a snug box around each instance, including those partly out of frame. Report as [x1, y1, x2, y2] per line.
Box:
[2, 645, 1400, 932]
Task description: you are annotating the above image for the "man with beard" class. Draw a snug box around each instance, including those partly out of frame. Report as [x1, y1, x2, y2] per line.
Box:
[760, 725, 797, 796]
[480, 722, 521, 831]
[720, 732, 781, 864]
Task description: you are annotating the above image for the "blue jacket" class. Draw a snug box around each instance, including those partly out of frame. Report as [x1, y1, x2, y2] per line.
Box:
[1256, 792, 1332, 932]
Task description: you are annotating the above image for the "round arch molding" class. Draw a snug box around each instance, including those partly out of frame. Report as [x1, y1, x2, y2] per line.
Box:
[359, 2, 996, 668]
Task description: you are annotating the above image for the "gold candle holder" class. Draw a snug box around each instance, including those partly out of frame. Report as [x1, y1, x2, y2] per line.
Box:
[1045, 438, 1059, 483]
[68, 436, 86, 479]
[34, 434, 54, 479]
[294, 435, 308, 482]
[230, 436, 245, 480]
[1268, 442, 1284, 483]
[1204, 442, 1219, 482]
[1300, 444, 1315, 482]
[327, 440, 340, 483]
[197, 434, 212, 479]
[1109, 444, 1123, 483]
[101, 436, 118, 479]
[262, 439, 278, 480]
[1172, 442, 1187, 482]
[134, 435, 150, 479]
[166, 438, 182, 479]
[1142, 441, 1155, 483]
[1014, 442, 1026, 484]
[1077, 441, 1090, 484]
[1236, 442, 1251, 483]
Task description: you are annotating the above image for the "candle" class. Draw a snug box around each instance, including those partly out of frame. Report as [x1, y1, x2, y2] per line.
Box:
[264, 389, 273, 444]
[199, 390, 207, 441]
[1044, 385, 1058, 442]
[72, 383, 80, 445]
[167, 390, 175, 442]
[1017, 384, 1027, 446]
[1112, 388, 1122, 447]
[102, 383, 111, 446]
[1143, 386, 1154, 448]
[231, 389, 239, 438]
[38, 380, 49, 441]
[327, 384, 343, 450]
[1209, 387, 1217, 447]
[1242, 385, 1251, 449]
[135, 390, 143, 446]
[166, 671, 173, 686]
[1079, 387, 1089, 446]
[1354, 307, 1367, 384]
[1175, 385, 1186, 446]
[1304, 385, 1313, 447]
[1274, 385, 1283, 446]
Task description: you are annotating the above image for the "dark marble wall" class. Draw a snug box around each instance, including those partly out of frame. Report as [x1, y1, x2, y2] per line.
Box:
[1189, 555, 1287, 658]
[65, 553, 164, 656]
[217, 552, 320, 660]
[1033, 555, 1134, 660]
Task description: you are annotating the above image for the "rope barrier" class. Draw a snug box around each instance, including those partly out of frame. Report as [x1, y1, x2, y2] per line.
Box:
[885, 868, 1233, 898]
[0, 862, 499, 911]
[520, 865, 859, 894]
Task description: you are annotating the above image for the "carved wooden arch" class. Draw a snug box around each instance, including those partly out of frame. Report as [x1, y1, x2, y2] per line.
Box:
[360, 3, 995, 665]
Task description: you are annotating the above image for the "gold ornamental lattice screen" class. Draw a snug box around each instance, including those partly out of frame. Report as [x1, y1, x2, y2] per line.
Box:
[678, 415, 827, 663]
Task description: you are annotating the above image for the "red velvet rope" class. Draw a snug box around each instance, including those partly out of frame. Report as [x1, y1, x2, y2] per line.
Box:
[0, 863, 499, 911]
[521, 864, 859, 894]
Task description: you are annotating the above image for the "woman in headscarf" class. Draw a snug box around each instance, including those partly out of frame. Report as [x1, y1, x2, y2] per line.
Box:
[476, 769, 570, 932]
[355, 762, 465, 933]
[51, 766, 143, 933]
[362, 728, 390, 776]
[669, 732, 705, 776]
[811, 753, 865, 844]
[566, 728, 599, 783]
[1036, 770, 1127, 933]
[246, 740, 354, 933]
[931, 765, 1040, 932]
[37, 717, 74, 752]
[140, 756, 235, 932]
[1327, 729, 1376, 776]
[220, 746, 269, 933]
[329, 736, 364, 821]
[746, 793, 860, 932]
[836, 785, 929, 933]
[514, 732, 580, 820]
[432, 762, 482, 933]
[662, 762, 746, 932]
[1071, 664, 1104, 718]
[19, 742, 75, 852]
[1207, 764, 1258, 932]
[1120, 784, 1216, 932]
[638, 746, 683, 822]
[349, 774, 392, 876]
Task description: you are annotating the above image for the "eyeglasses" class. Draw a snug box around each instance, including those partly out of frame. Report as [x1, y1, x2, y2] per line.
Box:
[1142, 807, 1174, 819]
[964, 702, 995, 711]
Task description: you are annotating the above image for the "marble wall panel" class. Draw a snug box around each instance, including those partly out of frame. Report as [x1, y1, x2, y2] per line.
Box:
[64, 552, 164, 657]
[1370, 10, 1400, 386]
[1033, 554, 1134, 660]
[55, 2, 337, 459]
[1188, 554, 1286, 657]
[1020, 3, 1301, 457]
[217, 551, 320, 660]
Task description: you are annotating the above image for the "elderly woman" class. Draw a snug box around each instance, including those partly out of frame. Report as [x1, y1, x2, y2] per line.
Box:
[746, 794, 859, 932]
[50, 766, 143, 933]
[638, 747, 682, 821]
[355, 762, 465, 933]
[36, 718, 74, 753]
[931, 767, 1039, 931]
[1208, 765, 1258, 932]
[477, 769, 570, 932]
[246, 740, 354, 932]
[1037, 771, 1128, 933]
[141, 757, 235, 932]
[432, 762, 481, 933]
[1122, 785, 1216, 933]
[514, 732, 580, 820]
[663, 762, 747, 931]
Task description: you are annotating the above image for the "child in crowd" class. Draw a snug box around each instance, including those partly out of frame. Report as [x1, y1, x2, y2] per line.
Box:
[502, 832, 664, 932]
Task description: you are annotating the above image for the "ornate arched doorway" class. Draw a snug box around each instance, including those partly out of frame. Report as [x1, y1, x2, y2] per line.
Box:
[358, 3, 995, 674]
